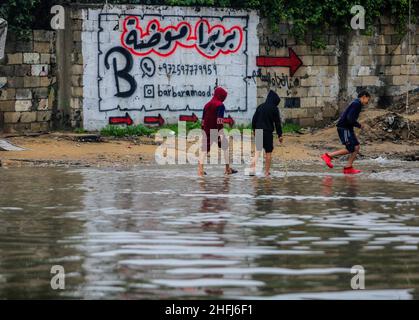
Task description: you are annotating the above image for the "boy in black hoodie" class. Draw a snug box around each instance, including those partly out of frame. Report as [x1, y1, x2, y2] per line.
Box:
[249, 90, 283, 176]
[321, 91, 370, 174]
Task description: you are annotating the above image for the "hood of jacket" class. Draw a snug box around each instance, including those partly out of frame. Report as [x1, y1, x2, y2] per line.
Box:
[212, 87, 228, 104]
[265, 90, 280, 107]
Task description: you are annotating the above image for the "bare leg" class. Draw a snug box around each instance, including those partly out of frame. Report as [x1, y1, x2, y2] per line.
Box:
[225, 164, 238, 175]
[265, 152, 272, 176]
[198, 151, 207, 176]
[222, 145, 232, 174]
[198, 163, 205, 176]
[329, 149, 350, 158]
[250, 150, 261, 173]
[346, 145, 360, 168]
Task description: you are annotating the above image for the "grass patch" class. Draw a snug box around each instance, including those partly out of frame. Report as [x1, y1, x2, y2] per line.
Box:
[100, 124, 155, 137]
[100, 121, 302, 137]
[227, 123, 301, 134]
[226, 124, 252, 133]
[100, 121, 202, 137]
[74, 128, 87, 134]
[159, 121, 203, 135]
[282, 123, 302, 133]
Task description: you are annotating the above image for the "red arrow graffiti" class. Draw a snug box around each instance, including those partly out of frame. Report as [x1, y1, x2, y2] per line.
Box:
[223, 115, 235, 127]
[144, 114, 165, 126]
[109, 113, 133, 126]
[256, 48, 303, 76]
[179, 113, 199, 123]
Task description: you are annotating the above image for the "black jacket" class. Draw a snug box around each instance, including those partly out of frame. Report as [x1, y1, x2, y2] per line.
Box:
[337, 99, 362, 129]
[252, 90, 282, 137]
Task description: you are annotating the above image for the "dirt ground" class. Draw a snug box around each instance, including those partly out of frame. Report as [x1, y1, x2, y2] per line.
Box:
[1, 109, 418, 168]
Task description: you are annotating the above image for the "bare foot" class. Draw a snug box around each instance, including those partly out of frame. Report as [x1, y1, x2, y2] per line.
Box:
[247, 169, 256, 176]
[198, 163, 206, 177]
[198, 169, 206, 177]
[225, 168, 238, 175]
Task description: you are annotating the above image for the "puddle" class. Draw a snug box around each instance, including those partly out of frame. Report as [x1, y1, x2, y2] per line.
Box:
[0, 161, 418, 299]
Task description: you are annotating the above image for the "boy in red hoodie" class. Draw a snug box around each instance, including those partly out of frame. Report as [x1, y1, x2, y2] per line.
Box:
[198, 87, 237, 176]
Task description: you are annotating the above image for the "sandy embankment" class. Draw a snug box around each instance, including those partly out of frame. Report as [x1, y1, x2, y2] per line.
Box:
[1, 109, 418, 168]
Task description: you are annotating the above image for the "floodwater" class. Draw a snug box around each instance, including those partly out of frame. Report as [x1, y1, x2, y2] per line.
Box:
[0, 160, 418, 300]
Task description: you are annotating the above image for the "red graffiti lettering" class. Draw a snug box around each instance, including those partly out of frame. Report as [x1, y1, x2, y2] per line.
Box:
[120, 16, 244, 59]
[121, 17, 194, 58]
[195, 19, 243, 59]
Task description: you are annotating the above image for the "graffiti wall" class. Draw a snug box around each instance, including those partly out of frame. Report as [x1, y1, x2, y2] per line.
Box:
[82, 6, 259, 130]
[2, 5, 418, 134]
[253, 36, 305, 110]
[255, 26, 340, 127]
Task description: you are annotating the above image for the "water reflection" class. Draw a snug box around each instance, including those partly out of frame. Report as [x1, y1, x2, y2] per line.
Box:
[0, 168, 85, 299]
[0, 163, 418, 299]
[322, 175, 360, 212]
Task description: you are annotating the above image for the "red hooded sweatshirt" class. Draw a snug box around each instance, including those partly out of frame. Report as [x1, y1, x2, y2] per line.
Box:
[202, 87, 227, 135]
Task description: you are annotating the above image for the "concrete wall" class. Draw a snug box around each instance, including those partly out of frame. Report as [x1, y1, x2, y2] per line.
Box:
[81, 5, 259, 130]
[0, 4, 418, 133]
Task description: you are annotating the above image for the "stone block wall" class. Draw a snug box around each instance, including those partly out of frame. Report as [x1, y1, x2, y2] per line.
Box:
[256, 23, 340, 127]
[67, 8, 84, 129]
[257, 17, 418, 127]
[347, 17, 419, 110]
[0, 30, 56, 133]
[0, 5, 418, 133]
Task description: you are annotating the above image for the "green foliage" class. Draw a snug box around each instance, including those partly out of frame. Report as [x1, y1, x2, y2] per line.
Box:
[261, 0, 416, 48]
[160, 120, 203, 135]
[1, 0, 414, 49]
[100, 121, 202, 137]
[282, 122, 301, 133]
[228, 122, 301, 134]
[0, 0, 40, 40]
[226, 123, 252, 133]
[74, 128, 88, 134]
[100, 124, 155, 137]
[100, 120, 301, 137]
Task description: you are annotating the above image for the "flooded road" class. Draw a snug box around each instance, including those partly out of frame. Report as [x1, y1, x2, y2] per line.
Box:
[0, 161, 418, 299]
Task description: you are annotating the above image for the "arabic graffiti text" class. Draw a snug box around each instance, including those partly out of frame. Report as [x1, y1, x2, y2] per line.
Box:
[121, 16, 244, 59]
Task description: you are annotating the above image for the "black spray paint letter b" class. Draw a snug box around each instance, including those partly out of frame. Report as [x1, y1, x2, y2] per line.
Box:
[105, 47, 137, 98]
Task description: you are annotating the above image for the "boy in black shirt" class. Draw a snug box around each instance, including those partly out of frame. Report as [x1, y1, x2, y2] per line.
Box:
[321, 91, 370, 174]
[249, 90, 283, 176]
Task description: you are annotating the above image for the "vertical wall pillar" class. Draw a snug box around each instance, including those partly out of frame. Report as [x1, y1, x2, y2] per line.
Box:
[54, 6, 73, 129]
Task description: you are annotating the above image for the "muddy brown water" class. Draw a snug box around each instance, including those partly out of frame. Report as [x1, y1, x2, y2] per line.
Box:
[0, 160, 418, 299]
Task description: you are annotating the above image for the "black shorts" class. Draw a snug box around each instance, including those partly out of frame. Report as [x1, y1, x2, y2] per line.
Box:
[337, 127, 359, 153]
[256, 130, 274, 153]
